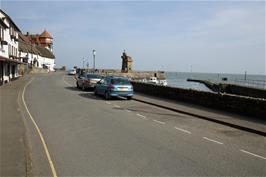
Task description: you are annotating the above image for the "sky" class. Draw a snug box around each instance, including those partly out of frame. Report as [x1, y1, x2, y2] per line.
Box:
[1, 0, 265, 75]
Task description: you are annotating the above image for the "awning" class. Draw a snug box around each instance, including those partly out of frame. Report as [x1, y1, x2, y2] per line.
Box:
[0, 56, 24, 64]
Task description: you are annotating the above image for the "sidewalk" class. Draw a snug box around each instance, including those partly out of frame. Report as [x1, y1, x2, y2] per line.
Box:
[0, 76, 30, 176]
[133, 93, 266, 136]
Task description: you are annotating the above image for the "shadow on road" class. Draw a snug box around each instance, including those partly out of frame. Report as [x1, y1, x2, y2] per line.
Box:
[64, 86, 81, 92]
[79, 93, 103, 100]
[64, 86, 95, 92]
[79, 92, 132, 101]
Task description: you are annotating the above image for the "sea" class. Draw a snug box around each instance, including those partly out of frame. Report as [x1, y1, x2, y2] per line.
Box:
[165, 72, 266, 92]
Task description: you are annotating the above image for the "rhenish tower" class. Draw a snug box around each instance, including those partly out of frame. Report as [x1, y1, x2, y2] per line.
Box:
[121, 50, 133, 73]
[39, 30, 53, 52]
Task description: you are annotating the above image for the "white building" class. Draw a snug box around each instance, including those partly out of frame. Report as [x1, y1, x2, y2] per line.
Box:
[18, 32, 55, 71]
[0, 9, 22, 85]
[20, 30, 55, 71]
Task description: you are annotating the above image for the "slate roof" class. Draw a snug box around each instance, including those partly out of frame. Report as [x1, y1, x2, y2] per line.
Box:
[35, 45, 55, 59]
[18, 32, 55, 59]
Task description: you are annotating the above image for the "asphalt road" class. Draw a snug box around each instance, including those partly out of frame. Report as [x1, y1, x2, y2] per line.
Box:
[22, 72, 266, 176]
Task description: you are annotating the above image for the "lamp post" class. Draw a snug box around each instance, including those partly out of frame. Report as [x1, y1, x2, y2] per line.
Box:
[92, 49, 96, 72]
[82, 57, 85, 69]
[86, 61, 89, 71]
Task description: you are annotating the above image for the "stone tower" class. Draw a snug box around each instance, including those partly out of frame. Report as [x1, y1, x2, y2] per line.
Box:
[39, 30, 53, 52]
[121, 51, 133, 73]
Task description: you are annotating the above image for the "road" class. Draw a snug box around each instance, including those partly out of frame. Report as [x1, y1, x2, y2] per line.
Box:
[21, 72, 266, 176]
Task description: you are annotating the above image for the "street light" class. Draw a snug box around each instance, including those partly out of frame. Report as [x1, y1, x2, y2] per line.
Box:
[82, 57, 85, 69]
[92, 49, 96, 71]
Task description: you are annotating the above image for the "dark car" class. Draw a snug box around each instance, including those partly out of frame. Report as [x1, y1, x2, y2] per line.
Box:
[76, 73, 102, 90]
[94, 76, 133, 100]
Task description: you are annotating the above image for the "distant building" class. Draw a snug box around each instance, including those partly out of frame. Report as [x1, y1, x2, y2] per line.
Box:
[26, 30, 53, 52]
[0, 9, 22, 85]
[121, 51, 133, 73]
[20, 30, 55, 71]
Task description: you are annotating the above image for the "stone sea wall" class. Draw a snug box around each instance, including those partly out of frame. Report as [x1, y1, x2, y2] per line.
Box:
[131, 81, 266, 119]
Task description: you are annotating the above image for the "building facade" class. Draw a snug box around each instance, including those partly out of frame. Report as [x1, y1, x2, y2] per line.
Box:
[22, 30, 55, 71]
[121, 51, 133, 73]
[0, 10, 56, 85]
[0, 10, 22, 85]
[19, 31, 55, 71]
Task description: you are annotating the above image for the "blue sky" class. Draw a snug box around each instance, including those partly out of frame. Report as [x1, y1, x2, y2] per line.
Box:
[1, 0, 265, 74]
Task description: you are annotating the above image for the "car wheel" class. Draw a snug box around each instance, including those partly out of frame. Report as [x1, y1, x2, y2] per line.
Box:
[94, 89, 98, 95]
[105, 92, 110, 100]
[127, 96, 132, 100]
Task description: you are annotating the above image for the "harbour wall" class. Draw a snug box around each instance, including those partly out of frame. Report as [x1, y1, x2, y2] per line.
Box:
[224, 84, 266, 99]
[187, 79, 266, 99]
[131, 81, 266, 119]
[89, 69, 166, 79]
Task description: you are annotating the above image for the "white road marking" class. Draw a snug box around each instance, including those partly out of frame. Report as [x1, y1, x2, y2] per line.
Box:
[62, 75, 72, 86]
[126, 109, 132, 113]
[114, 104, 121, 108]
[136, 113, 147, 119]
[105, 101, 111, 105]
[203, 137, 223, 145]
[153, 119, 165, 125]
[22, 78, 58, 177]
[240, 149, 266, 160]
[174, 127, 191, 134]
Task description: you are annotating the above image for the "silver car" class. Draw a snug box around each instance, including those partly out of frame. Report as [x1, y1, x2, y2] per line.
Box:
[76, 73, 102, 90]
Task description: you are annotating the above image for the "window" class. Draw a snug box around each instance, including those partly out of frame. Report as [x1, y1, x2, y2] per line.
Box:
[0, 25, 3, 40]
[8, 44, 11, 55]
[111, 78, 130, 85]
[87, 74, 101, 79]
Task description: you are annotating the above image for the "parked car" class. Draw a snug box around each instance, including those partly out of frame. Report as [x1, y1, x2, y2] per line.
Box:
[68, 69, 76, 75]
[76, 73, 102, 90]
[94, 76, 133, 100]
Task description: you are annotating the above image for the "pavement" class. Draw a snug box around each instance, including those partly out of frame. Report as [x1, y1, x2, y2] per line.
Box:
[0, 75, 30, 176]
[1, 72, 266, 176]
[132, 93, 266, 136]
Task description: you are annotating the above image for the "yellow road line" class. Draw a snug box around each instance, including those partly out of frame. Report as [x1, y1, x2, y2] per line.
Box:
[22, 78, 58, 177]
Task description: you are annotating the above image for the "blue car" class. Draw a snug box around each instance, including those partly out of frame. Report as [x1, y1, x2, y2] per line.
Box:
[94, 76, 133, 100]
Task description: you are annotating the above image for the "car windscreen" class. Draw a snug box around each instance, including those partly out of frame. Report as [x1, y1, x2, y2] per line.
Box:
[86, 74, 101, 79]
[111, 78, 130, 85]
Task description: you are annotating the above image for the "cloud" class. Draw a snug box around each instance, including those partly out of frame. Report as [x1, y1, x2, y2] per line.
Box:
[2, 1, 265, 74]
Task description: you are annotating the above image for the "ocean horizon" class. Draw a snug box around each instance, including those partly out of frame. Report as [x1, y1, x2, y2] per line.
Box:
[165, 71, 266, 91]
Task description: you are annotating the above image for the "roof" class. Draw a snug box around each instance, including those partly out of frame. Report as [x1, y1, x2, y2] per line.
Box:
[39, 30, 53, 39]
[35, 45, 55, 59]
[19, 32, 55, 59]
[25, 34, 41, 44]
[18, 33, 40, 54]
[0, 9, 21, 32]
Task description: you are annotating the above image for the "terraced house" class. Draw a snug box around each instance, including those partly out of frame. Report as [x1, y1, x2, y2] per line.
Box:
[0, 9, 56, 85]
[0, 9, 22, 85]
[19, 30, 55, 71]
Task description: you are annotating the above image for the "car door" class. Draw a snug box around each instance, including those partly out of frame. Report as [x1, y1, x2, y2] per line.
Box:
[99, 78, 108, 94]
[78, 74, 85, 87]
[96, 78, 104, 94]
